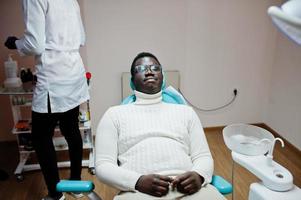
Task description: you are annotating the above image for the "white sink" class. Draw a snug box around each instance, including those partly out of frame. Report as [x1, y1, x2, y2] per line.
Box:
[223, 124, 293, 192]
[223, 124, 274, 156]
[232, 152, 293, 192]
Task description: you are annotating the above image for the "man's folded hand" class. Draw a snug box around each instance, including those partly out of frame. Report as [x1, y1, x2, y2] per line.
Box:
[171, 171, 204, 195]
[135, 174, 173, 197]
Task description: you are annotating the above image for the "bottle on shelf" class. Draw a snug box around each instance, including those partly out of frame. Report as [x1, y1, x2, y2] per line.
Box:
[3, 54, 22, 89]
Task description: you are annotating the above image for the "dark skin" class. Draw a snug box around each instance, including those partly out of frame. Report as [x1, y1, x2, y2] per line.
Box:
[132, 57, 163, 94]
[171, 171, 204, 195]
[133, 56, 204, 196]
[135, 174, 173, 197]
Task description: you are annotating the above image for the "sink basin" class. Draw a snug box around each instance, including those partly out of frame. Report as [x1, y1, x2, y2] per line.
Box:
[223, 124, 274, 156]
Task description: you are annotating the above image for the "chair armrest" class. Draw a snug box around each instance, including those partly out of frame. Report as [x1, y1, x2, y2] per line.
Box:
[211, 175, 233, 195]
[56, 180, 95, 193]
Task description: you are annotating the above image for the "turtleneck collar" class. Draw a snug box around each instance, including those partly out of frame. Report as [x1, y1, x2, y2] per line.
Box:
[134, 90, 162, 105]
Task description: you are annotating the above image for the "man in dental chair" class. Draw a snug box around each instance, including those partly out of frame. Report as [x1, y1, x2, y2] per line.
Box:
[95, 52, 225, 200]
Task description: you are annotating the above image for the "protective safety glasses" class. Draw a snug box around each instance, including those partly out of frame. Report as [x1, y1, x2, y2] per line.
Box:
[134, 65, 162, 74]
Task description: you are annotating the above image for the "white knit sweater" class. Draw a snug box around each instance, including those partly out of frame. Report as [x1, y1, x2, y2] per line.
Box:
[95, 90, 214, 191]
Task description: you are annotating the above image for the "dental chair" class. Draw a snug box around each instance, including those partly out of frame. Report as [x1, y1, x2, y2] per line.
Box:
[57, 175, 231, 200]
[57, 79, 233, 199]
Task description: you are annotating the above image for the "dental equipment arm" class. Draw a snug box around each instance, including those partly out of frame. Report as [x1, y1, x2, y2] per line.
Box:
[268, 0, 301, 45]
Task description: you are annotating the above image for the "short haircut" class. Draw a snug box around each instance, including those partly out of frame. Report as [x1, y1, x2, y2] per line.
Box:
[130, 52, 161, 77]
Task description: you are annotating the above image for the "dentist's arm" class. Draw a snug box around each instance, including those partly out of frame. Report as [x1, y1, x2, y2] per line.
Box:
[15, 0, 47, 56]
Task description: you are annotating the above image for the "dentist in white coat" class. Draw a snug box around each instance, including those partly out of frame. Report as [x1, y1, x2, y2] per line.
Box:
[5, 0, 89, 199]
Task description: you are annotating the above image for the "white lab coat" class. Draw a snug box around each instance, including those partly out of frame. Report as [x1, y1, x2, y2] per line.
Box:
[16, 0, 89, 113]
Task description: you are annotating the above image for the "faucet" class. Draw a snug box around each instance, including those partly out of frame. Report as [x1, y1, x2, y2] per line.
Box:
[267, 137, 284, 166]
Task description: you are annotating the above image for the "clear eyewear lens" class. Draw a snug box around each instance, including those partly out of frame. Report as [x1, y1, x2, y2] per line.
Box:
[135, 65, 161, 73]
[150, 65, 161, 72]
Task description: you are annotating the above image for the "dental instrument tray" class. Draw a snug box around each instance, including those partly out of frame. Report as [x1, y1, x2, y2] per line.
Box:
[223, 124, 274, 156]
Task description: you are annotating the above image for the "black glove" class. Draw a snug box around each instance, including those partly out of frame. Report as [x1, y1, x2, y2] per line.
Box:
[4, 36, 19, 49]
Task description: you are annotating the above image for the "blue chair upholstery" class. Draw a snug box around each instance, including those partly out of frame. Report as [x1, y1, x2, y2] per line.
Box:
[57, 180, 94, 192]
[57, 180, 101, 200]
[211, 175, 233, 194]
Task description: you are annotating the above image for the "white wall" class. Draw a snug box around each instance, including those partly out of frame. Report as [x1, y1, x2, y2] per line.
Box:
[265, 34, 301, 149]
[182, 0, 279, 126]
[82, 0, 280, 130]
[1, 0, 300, 149]
[83, 0, 187, 127]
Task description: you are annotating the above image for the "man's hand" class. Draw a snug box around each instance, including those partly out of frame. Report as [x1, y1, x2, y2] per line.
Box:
[135, 174, 173, 197]
[171, 171, 204, 195]
[4, 36, 18, 49]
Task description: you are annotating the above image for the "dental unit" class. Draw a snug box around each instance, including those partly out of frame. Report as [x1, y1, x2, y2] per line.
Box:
[223, 124, 301, 200]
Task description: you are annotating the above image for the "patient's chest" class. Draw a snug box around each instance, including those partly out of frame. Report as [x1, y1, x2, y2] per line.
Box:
[113, 104, 194, 173]
[115, 104, 191, 154]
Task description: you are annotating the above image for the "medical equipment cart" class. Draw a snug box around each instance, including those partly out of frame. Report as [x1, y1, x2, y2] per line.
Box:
[0, 86, 95, 181]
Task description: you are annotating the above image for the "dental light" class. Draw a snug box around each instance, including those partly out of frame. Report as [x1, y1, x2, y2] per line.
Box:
[268, 0, 301, 45]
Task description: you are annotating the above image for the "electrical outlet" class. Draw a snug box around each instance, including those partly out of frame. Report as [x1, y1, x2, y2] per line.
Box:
[233, 88, 238, 96]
